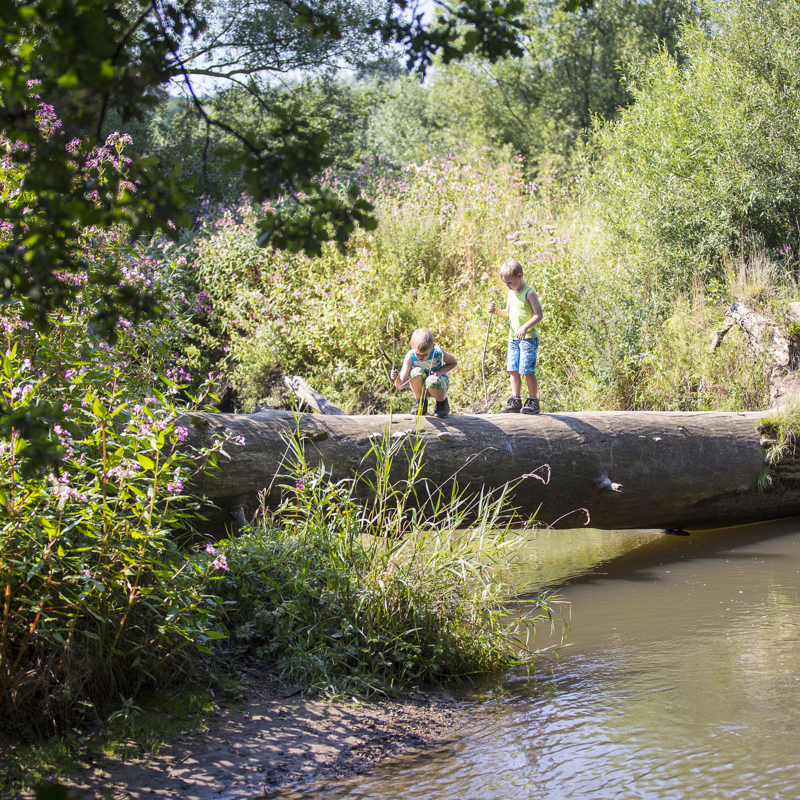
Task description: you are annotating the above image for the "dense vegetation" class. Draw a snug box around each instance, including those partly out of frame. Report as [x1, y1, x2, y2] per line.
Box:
[4, 0, 800, 789]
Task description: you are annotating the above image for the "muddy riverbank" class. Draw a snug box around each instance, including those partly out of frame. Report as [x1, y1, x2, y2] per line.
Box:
[50, 685, 463, 800]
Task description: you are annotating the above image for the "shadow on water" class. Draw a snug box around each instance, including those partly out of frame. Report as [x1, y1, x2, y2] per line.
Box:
[516, 516, 800, 599]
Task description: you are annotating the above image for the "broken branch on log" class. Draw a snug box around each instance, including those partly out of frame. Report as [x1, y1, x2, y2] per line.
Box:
[283, 375, 345, 415]
[710, 321, 735, 350]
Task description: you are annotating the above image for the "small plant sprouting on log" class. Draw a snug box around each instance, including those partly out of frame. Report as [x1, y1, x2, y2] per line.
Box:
[757, 404, 800, 468]
[212, 426, 566, 696]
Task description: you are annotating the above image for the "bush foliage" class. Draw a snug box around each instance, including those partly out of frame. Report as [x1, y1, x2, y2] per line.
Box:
[591, 0, 800, 287]
[1, 107, 559, 752]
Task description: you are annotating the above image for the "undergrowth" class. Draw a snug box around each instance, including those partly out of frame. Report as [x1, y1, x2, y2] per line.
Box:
[2, 419, 565, 796]
[213, 425, 563, 696]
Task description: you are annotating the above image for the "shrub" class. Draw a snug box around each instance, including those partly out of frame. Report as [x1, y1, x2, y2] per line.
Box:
[590, 0, 800, 289]
[210, 428, 563, 695]
[0, 114, 235, 736]
[0, 338, 232, 736]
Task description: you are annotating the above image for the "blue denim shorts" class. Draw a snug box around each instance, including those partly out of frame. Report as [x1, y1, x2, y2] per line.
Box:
[506, 337, 539, 375]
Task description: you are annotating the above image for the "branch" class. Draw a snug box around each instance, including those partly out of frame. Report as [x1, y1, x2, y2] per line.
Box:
[710, 321, 734, 351]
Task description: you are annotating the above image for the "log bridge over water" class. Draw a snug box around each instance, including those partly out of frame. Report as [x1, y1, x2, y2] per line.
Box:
[185, 408, 800, 533]
[187, 298, 800, 534]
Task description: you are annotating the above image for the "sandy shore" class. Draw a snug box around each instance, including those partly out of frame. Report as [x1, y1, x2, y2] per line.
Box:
[60, 684, 464, 799]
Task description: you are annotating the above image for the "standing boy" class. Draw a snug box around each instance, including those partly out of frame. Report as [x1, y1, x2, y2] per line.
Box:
[390, 328, 457, 418]
[487, 259, 543, 414]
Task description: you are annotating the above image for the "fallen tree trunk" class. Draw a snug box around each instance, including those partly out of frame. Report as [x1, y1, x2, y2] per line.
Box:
[183, 409, 800, 535]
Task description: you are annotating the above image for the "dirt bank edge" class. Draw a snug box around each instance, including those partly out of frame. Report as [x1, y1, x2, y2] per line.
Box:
[57, 685, 464, 799]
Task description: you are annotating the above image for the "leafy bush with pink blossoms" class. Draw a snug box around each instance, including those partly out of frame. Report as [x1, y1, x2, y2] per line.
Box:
[0, 106, 560, 761]
[0, 110, 239, 736]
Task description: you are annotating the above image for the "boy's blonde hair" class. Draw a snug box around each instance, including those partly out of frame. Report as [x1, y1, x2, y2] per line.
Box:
[410, 328, 434, 352]
[499, 259, 524, 278]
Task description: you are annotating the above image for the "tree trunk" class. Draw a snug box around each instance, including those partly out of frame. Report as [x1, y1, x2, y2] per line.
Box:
[183, 409, 800, 535]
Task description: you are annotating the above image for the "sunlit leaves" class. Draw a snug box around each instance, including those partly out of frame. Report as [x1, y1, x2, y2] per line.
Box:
[0, 0, 534, 345]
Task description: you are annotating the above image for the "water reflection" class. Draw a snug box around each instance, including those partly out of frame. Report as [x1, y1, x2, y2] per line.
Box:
[270, 519, 800, 800]
[503, 526, 662, 595]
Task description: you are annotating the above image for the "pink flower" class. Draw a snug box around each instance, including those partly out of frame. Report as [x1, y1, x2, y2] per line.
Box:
[212, 555, 229, 572]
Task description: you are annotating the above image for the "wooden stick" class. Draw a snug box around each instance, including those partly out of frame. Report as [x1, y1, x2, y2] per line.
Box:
[377, 342, 392, 364]
[390, 313, 396, 370]
[481, 312, 492, 407]
[377, 342, 409, 390]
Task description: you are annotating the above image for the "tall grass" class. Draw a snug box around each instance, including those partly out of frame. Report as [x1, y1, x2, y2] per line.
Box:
[1, 407, 563, 772]
[167, 147, 786, 416]
[167, 154, 591, 414]
[211, 425, 563, 696]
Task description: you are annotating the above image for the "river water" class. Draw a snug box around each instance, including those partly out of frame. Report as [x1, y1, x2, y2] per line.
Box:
[272, 518, 800, 799]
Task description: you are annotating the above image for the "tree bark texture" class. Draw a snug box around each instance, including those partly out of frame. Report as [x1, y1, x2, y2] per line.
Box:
[183, 409, 800, 535]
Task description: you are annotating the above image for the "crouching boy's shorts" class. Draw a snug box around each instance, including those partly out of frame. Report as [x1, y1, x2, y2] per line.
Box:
[506, 337, 538, 375]
[410, 366, 450, 391]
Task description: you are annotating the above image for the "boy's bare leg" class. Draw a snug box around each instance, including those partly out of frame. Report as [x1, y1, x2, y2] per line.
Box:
[409, 374, 425, 399]
[524, 373, 538, 398]
[427, 386, 447, 401]
[509, 372, 522, 396]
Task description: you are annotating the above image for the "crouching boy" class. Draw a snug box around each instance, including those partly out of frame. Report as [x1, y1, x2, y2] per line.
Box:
[390, 328, 457, 418]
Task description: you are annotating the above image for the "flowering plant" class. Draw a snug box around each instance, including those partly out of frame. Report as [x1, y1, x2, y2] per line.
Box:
[0, 109, 235, 735]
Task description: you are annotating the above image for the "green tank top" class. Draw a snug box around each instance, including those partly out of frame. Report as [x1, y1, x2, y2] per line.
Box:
[508, 282, 539, 340]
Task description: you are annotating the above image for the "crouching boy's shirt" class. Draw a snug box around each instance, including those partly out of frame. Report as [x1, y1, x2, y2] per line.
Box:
[409, 344, 449, 389]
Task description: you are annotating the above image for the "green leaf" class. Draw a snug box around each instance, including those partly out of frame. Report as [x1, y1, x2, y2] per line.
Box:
[137, 453, 155, 470]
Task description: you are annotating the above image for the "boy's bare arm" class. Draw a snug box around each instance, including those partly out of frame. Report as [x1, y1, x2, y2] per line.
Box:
[390, 353, 412, 387]
[432, 350, 458, 376]
[488, 297, 510, 319]
[514, 289, 543, 339]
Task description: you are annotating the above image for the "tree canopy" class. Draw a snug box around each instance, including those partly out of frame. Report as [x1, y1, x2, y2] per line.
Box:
[0, 0, 530, 333]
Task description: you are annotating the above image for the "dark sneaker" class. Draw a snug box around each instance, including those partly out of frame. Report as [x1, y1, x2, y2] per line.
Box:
[520, 397, 540, 415]
[434, 398, 450, 418]
[411, 397, 429, 416]
[500, 396, 522, 413]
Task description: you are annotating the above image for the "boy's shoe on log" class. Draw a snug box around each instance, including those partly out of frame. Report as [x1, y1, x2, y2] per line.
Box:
[520, 397, 540, 415]
[411, 397, 429, 416]
[434, 398, 450, 418]
[500, 396, 522, 413]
